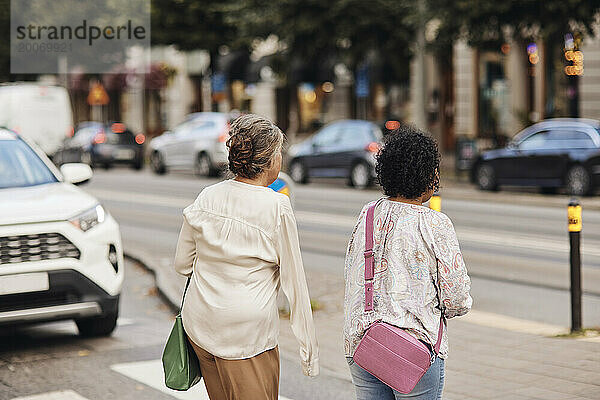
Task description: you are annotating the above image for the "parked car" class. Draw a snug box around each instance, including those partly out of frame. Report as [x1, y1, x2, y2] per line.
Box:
[54, 122, 145, 170]
[471, 118, 600, 196]
[149, 112, 231, 176]
[0, 128, 123, 336]
[287, 120, 383, 189]
[0, 83, 74, 157]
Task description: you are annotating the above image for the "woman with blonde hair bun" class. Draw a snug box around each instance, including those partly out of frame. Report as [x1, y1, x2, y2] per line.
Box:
[173, 114, 319, 400]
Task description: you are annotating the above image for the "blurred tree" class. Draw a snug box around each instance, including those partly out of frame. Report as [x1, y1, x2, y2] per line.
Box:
[151, 0, 251, 76]
[0, 0, 10, 81]
[432, 0, 600, 47]
[233, 0, 416, 83]
[227, 0, 420, 136]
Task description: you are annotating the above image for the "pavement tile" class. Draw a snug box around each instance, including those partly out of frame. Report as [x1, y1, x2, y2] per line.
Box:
[445, 369, 528, 394]
[275, 267, 600, 398]
[450, 348, 599, 386]
[131, 237, 600, 399]
[522, 377, 599, 398]
[514, 386, 591, 400]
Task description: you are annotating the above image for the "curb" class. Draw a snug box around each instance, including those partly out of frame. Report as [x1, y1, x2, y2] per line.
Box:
[124, 250, 181, 313]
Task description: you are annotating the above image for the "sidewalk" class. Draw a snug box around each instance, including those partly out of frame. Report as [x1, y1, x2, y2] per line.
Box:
[128, 248, 600, 400]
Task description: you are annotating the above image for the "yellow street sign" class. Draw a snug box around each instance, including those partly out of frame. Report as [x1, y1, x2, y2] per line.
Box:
[568, 204, 582, 232]
[87, 83, 109, 106]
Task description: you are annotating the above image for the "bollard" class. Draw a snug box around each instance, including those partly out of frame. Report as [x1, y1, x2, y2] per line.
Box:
[429, 192, 441, 212]
[568, 198, 582, 332]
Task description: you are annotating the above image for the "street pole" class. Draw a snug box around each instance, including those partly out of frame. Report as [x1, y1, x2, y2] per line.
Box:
[412, 2, 427, 130]
[568, 198, 582, 333]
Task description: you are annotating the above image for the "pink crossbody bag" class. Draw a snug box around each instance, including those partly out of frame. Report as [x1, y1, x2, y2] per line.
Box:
[353, 202, 445, 394]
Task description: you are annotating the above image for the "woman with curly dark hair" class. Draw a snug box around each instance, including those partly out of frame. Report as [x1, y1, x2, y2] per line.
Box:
[173, 114, 319, 400]
[343, 125, 472, 399]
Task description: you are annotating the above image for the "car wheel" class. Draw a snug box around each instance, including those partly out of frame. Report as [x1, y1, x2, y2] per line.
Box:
[540, 187, 558, 195]
[194, 153, 214, 177]
[475, 163, 498, 191]
[102, 163, 112, 170]
[289, 161, 309, 184]
[76, 310, 118, 337]
[81, 151, 92, 166]
[132, 158, 144, 170]
[150, 151, 166, 175]
[566, 165, 592, 196]
[53, 152, 63, 166]
[350, 162, 371, 189]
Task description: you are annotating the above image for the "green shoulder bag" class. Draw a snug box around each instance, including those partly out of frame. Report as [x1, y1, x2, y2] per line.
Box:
[162, 277, 202, 390]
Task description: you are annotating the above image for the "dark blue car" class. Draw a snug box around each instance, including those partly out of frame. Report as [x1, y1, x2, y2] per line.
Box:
[471, 118, 600, 196]
[287, 120, 383, 189]
[55, 122, 145, 170]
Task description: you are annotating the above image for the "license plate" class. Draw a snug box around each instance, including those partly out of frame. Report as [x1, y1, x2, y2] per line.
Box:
[115, 149, 134, 160]
[0, 272, 49, 295]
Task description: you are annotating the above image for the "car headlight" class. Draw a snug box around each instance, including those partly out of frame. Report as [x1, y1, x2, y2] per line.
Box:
[69, 205, 106, 232]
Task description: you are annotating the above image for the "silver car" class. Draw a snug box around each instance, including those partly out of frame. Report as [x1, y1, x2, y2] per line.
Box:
[149, 112, 230, 176]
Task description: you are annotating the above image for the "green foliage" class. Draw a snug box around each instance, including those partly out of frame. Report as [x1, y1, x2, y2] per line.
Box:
[4, 0, 600, 84]
[429, 0, 600, 49]
[151, 0, 248, 53]
[0, 0, 10, 80]
[229, 0, 418, 82]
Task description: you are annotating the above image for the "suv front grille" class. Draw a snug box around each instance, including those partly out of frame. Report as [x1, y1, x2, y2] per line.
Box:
[0, 290, 80, 312]
[0, 233, 81, 265]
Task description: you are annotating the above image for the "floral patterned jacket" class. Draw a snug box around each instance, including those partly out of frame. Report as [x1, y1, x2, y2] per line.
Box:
[343, 199, 472, 359]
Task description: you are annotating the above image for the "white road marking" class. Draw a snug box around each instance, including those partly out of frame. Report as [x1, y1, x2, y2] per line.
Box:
[455, 227, 600, 257]
[111, 359, 292, 400]
[89, 188, 192, 209]
[116, 317, 135, 327]
[11, 391, 90, 400]
[90, 187, 600, 258]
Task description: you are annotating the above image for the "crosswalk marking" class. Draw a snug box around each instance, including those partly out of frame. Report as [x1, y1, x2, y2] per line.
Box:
[111, 359, 293, 400]
[116, 317, 135, 326]
[11, 391, 90, 400]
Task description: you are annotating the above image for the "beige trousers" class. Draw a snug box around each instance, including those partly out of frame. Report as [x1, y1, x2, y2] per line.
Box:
[189, 340, 280, 400]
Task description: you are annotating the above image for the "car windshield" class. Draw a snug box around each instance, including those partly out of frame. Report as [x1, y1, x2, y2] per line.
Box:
[189, 120, 218, 133]
[0, 137, 58, 189]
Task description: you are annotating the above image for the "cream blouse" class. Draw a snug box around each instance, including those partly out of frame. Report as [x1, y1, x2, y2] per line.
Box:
[344, 199, 472, 359]
[174, 179, 319, 376]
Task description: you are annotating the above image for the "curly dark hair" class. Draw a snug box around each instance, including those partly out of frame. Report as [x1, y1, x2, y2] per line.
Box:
[375, 125, 440, 199]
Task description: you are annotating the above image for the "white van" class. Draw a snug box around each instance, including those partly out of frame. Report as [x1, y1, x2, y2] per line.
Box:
[0, 83, 74, 156]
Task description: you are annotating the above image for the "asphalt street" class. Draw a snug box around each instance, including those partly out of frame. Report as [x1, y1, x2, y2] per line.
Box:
[3, 167, 600, 399]
[86, 168, 600, 327]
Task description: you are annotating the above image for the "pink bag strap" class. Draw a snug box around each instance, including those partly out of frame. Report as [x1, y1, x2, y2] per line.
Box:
[363, 203, 376, 312]
[363, 202, 446, 355]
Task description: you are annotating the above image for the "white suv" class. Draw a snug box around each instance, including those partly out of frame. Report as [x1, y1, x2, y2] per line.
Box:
[0, 128, 123, 337]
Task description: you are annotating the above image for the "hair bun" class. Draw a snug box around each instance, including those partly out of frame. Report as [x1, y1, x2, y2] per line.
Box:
[226, 133, 260, 177]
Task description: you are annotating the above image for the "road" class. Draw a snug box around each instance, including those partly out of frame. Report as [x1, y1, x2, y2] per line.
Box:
[87, 168, 600, 327]
[4, 167, 600, 400]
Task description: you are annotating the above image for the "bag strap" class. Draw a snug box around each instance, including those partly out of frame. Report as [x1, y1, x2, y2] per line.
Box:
[180, 276, 192, 311]
[363, 203, 376, 312]
[363, 201, 445, 355]
[433, 314, 445, 354]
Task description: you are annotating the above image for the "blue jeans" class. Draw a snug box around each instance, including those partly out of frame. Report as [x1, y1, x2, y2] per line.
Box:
[347, 356, 445, 400]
